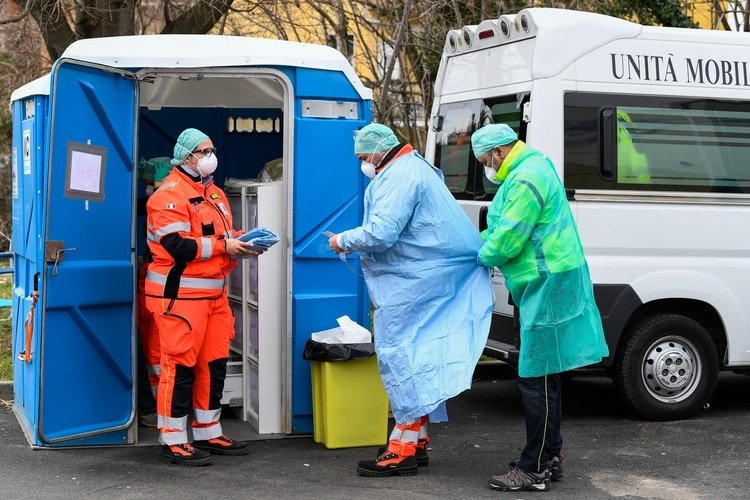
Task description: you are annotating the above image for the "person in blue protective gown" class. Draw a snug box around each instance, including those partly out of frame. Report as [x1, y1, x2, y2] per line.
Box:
[471, 123, 608, 493]
[328, 123, 494, 477]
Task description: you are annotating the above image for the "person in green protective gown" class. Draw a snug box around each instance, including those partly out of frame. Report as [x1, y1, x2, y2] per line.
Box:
[471, 123, 608, 493]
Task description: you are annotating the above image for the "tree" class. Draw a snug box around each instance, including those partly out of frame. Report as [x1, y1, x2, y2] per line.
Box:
[607, 0, 698, 27]
[708, 0, 750, 30]
[0, 0, 239, 251]
[1, 0, 237, 61]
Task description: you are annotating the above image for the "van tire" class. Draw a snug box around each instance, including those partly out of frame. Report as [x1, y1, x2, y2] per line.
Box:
[613, 313, 719, 421]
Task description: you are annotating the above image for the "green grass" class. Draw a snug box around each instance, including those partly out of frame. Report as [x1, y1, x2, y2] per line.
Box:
[0, 275, 11, 380]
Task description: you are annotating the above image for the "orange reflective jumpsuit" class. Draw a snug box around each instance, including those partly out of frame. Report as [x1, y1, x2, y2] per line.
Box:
[145, 166, 239, 445]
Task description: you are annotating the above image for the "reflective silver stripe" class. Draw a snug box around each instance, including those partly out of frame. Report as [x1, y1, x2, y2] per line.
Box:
[193, 408, 222, 440]
[147, 364, 161, 377]
[160, 180, 177, 190]
[146, 270, 225, 290]
[389, 421, 420, 444]
[153, 221, 191, 239]
[160, 415, 187, 429]
[225, 230, 234, 238]
[192, 422, 222, 441]
[158, 415, 188, 445]
[194, 408, 222, 424]
[200, 237, 213, 259]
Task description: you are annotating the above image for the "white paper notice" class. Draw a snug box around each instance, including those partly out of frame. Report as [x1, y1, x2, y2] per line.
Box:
[69, 150, 102, 194]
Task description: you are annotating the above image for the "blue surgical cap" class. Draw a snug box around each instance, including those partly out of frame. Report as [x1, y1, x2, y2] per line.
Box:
[171, 128, 210, 166]
[471, 124, 518, 158]
[354, 123, 400, 154]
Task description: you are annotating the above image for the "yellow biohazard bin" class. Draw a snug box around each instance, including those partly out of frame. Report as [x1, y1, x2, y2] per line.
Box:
[311, 355, 388, 449]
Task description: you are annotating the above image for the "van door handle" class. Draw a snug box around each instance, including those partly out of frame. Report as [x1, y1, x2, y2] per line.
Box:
[599, 107, 616, 181]
[479, 206, 489, 232]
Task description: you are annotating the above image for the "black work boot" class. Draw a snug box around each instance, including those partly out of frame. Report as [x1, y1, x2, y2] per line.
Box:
[193, 434, 249, 456]
[377, 445, 428, 466]
[159, 443, 212, 466]
[357, 451, 418, 477]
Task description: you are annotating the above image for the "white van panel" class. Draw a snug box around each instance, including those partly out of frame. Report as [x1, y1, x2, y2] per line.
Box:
[576, 199, 750, 364]
[576, 37, 750, 90]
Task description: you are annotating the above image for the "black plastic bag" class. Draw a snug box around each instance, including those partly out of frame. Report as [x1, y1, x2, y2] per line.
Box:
[302, 339, 375, 361]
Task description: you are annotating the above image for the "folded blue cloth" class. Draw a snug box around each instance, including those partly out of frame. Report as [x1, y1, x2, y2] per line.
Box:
[238, 227, 279, 249]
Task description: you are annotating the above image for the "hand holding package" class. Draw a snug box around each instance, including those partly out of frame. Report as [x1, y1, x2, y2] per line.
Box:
[238, 227, 279, 249]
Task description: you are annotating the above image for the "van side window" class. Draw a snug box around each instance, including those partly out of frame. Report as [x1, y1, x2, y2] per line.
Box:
[434, 96, 524, 201]
[564, 92, 750, 194]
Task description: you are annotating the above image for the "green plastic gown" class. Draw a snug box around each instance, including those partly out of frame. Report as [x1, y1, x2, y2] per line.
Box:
[479, 143, 609, 377]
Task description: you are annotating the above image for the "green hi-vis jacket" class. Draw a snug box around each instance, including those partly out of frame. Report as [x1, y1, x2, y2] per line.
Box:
[479, 143, 609, 377]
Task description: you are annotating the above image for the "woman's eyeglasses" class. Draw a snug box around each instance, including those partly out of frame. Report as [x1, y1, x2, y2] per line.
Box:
[192, 147, 217, 157]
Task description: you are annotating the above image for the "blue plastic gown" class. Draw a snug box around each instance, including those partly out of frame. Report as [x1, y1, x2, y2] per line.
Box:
[338, 150, 494, 423]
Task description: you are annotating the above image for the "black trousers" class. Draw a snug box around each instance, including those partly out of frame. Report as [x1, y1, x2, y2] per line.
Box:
[517, 373, 563, 474]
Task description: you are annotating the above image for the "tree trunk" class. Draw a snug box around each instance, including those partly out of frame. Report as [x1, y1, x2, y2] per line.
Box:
[377, 0, 413, 119]
[162, 0, 236, 34]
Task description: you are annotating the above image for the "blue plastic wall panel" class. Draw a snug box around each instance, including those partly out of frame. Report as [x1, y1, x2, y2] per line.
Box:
[35, 61, 136, 446]
[11, 95, 48, 438]
[289, 67, 372, 433]
[295, 68, 362, 100]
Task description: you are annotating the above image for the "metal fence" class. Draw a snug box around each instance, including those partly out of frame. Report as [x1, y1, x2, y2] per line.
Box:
[0, 252, 12, 275]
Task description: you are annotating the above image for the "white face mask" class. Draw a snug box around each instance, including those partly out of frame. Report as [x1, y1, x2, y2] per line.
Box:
[483, 152, 501, 185]
[356, 133, 393, 179]
[484, 165, 500, 184]
[196, 154, 218, 177]
[360, 161, 377, 179]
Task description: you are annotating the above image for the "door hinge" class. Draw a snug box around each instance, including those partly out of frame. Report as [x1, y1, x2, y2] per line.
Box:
[45, 241, 77, 276]
[45, 241, 63, 263]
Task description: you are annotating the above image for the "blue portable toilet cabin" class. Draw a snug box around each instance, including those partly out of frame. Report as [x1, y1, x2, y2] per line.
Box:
[9, 35, 372, 447]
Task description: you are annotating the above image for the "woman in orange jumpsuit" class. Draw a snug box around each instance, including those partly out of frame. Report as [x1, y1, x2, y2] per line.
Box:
[145, 128, 261, 466]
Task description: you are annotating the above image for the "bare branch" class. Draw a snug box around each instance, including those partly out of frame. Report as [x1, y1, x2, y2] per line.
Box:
[377, 0, 412, 118]
[450, 0, 462, 26]
[162, 0, 235, 34]
[0, 0, 35, 24]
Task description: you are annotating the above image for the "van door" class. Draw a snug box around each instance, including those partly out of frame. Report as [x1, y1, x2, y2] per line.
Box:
[39, 60, 137, 443]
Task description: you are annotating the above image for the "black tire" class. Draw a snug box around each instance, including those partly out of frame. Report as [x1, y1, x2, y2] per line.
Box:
[613, 313, 719, 420]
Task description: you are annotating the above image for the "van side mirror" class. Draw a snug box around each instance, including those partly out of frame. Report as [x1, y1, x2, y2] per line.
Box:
[431, 115, 443, 132]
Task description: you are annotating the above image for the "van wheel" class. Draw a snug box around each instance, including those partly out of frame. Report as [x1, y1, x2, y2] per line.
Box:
[613, 314, 718, 420]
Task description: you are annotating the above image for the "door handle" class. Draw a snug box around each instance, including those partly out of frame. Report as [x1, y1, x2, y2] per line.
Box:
[48, 245, 77, 277]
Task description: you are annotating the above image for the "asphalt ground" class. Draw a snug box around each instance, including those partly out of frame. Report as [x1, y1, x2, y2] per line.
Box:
[1, 363, 749, 499]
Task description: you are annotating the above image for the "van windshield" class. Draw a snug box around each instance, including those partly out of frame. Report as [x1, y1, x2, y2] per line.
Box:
[433, 95, 526, 201]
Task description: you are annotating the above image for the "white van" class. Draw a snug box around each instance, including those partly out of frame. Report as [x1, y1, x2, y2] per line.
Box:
[425, 8, 750, 420]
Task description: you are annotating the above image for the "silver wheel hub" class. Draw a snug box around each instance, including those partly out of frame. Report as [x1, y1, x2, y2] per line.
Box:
[641, 336, 701, 403]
